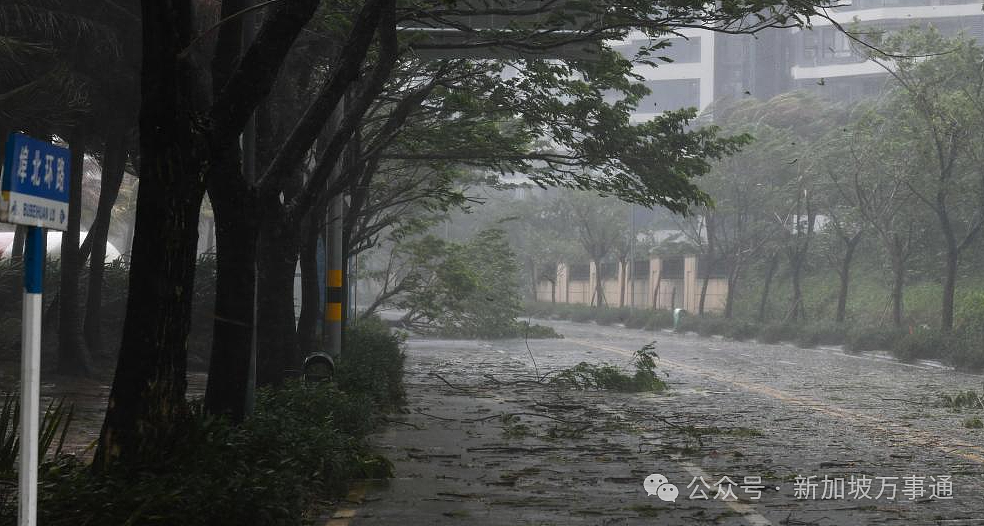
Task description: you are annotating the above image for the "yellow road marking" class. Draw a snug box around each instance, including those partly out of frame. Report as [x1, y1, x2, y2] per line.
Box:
[566, 338, 984, 465]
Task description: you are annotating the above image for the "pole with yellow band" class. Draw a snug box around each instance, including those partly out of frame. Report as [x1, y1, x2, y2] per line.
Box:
[326, 192, 344, 356]
[326, 268, 343, 323]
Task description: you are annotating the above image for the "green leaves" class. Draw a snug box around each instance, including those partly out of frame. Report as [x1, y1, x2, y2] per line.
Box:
[395, 228, 525, 337]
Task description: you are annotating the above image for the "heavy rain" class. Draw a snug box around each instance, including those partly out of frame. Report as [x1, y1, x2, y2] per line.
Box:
[1, 1, 984, 525]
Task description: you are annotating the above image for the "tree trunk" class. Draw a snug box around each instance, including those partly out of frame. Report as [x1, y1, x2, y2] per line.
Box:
[530, 259, 539, 302]
[619, 259, 630, 308]
[296, 211, 322, 353]
[83, 132, 127, 357]
[592, 258, 605, 308]
[57, 129, 90, 376]
[95, 164, 204, 468]
[788, 255, 804, 321]
[203, 152, 257, 422]
[256, 216, 301, 387]
[834, 235, 859, 324]
[652, 274, 661, 310]
[758, 252, 779, 323]
[939, 209, 958, 332]
[698, 268, 711, 316]
[889, 238, 905, 327]
[698, 215, 714, 316]
[95, 0, 207, 469]
[942, 243, 958, 332]
[724, 264, 741, 319]
[340, 210, 351, 351]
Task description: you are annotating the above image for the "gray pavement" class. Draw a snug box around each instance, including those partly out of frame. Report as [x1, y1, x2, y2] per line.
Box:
[346, 319, 984, 526]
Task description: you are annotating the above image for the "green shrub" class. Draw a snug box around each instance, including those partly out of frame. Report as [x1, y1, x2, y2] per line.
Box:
[595, 306, 631, 326]
[644, 310, 674, 331]
[795, 322, 847, 348]
[0, 393, 74, 514]
[891, 329, 946, 363]
[28, 383, 392, 526]
[550, 303, 574, 320]
[524, 302, 554, 318]
[956, 290, 984, 332]
[337, 316, 407, 410]
[845, 326, 902, 352]
[721, 319, 758, 341]
[397, 229, 524, 339]
[674, 314, 702, 334]
[624, 310, 651, 329]
[757, 322, 799, 344]
[518, 321, 564, 339]
[570, 305, 596, 323]
[693, 316, 727, 337]
[946, 328, 984, 372]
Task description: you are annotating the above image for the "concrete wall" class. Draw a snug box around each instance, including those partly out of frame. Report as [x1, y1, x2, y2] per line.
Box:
[535, 255, 729, 314]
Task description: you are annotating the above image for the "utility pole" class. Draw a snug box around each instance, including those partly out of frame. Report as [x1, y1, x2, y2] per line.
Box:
[325, 97, 345, 357]
[327, 195, 343, 356]
[628, 205, 635, 308]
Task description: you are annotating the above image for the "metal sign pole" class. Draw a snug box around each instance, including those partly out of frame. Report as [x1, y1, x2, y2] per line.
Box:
[19, 227, 43, 526]
[1, 132, 71, 526]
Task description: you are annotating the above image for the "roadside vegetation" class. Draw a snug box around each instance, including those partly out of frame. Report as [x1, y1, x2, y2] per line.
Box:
[526, 301, 984, 372]
[364, 229, 561, 340]
[0, 320, 404, 526]
[552, 343, 667, 393]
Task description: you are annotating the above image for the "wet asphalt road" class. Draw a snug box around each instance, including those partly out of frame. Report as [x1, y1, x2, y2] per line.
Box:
[342, 319, 984, 526]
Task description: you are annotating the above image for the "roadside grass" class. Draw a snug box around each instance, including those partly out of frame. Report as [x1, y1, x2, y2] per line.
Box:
[0, 318, 405, 526]
[525, 300, 984, 372]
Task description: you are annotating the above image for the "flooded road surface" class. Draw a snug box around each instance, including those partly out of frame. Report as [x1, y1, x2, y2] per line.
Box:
[343, 319, 984, 526]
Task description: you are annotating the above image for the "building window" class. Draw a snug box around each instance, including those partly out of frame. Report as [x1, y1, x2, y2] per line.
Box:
[659, 37, 702, 64]
[638, 79, 701, 113]
[803, 31, 818, 63]
[613, 36, 701, 63]
[821, 29, 854, 60]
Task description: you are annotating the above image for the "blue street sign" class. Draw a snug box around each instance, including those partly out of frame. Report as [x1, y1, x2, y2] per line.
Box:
[0, 133, 69, 526]
[1, 133, 71, 231]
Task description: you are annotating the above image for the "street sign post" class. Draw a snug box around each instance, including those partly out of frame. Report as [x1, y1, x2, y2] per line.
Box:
[1, 132, 71, 526]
